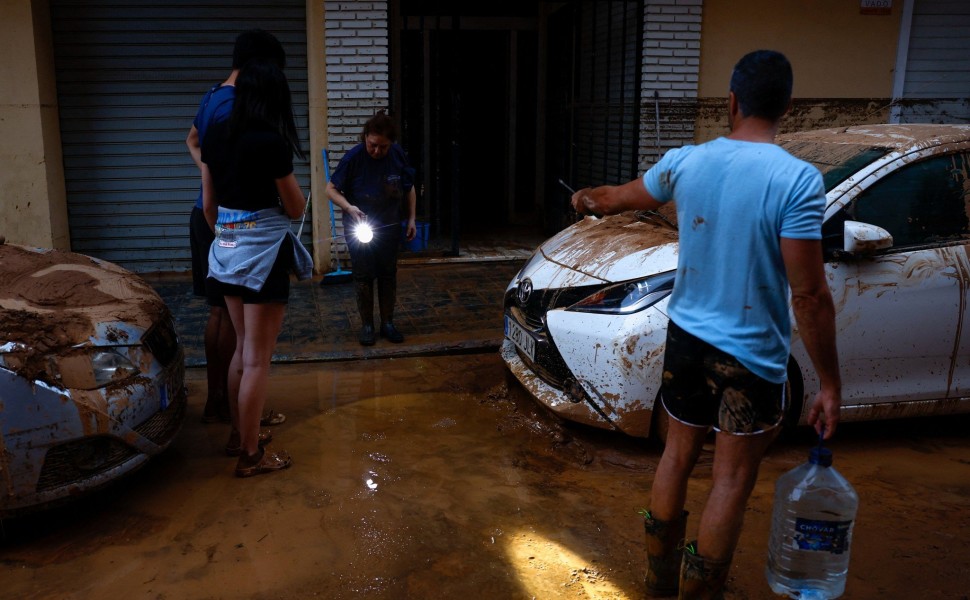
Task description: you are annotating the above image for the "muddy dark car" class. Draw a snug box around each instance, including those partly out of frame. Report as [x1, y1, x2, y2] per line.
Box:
[0, 241, 186, 514]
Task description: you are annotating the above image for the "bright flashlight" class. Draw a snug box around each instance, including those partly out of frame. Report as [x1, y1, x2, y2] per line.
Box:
[354, 222, 374, 243]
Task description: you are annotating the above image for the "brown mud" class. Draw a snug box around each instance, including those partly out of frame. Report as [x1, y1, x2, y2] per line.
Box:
[0, 243, 166, 383]
[0, 353, 968, 599]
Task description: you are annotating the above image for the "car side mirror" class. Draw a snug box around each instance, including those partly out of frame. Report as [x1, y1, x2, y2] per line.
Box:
[844, 220, 893, 254]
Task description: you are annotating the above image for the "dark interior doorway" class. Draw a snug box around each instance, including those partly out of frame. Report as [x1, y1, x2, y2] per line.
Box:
[395, 1, 642, 252]
[398, 5, 541, 254]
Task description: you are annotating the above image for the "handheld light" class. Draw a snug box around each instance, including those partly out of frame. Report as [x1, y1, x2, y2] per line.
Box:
[354, 222, 374, 243]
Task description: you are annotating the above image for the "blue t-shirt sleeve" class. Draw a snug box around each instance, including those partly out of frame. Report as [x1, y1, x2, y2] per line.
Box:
[642, 146, 688, 203]
[192, 88, 213, 130]
[780, 166, 826, 240]
[330, 144, 362, 192]
[193, 86, 234, 136]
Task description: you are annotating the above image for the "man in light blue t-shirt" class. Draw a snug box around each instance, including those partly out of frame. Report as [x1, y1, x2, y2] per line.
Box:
[572, 50, 841, 597]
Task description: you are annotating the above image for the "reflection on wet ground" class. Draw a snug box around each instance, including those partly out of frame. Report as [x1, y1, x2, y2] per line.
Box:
[2, 353, 970, 599]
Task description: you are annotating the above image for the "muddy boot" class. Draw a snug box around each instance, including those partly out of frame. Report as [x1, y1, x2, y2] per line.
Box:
[378, 278, 404, 343]
[679, 541, 730, 600]
[643, 510, 689, 597]
[355, 280, 376, 346]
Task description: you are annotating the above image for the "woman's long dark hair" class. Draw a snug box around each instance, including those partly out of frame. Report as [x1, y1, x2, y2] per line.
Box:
[230, 58, 305, 160]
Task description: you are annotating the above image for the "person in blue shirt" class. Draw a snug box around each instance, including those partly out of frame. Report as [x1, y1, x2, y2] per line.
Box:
[327, 111, 417, 345]
[572, 50, 842, 598]
[186, 29, 286, 428]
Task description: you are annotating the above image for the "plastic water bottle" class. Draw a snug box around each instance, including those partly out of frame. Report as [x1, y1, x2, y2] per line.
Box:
[765, 441, 858, 599]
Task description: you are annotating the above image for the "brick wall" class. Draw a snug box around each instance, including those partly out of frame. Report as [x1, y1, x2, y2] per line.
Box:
[640, 0, 702, 172]
[324, 1, 390, 162]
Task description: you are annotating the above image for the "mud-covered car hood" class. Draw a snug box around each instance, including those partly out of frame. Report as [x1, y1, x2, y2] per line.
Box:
[521, 206, 680, 289]
[0, 243, 169, 385]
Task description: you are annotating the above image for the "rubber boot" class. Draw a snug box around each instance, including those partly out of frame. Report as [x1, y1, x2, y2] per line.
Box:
[377, 278, 404, 343]
[355, 280, 376, 346]
[643, 510, 689, 597]
[678, 541, 730, 600]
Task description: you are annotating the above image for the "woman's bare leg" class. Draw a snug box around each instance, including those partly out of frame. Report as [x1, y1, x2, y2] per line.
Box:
[223, 296, 246, 432]
[237, 302, 286, 456]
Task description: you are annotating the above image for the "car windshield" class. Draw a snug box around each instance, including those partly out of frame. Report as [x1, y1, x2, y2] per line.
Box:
[779, 140, 891, 192]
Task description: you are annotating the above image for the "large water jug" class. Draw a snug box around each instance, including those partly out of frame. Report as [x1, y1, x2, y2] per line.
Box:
[765, 443, 858, 599]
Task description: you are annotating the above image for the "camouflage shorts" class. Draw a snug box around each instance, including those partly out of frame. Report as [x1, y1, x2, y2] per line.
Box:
[660, 320, 786, 434]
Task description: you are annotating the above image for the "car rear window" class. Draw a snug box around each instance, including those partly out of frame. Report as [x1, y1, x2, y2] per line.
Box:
[779, 141, 891, 191]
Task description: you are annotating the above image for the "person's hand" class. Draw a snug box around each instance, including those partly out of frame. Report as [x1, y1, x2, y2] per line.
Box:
[346, 205, 366, 222]
[571, 187, 604, 218]
[405, 217, 417, 241]
[806, 385, 841, 440]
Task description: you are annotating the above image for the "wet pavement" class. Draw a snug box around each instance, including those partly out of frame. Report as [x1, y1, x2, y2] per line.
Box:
[4, 253, 970, 598]
[1, 354, 969, 599]
[147, 259, 527, 366]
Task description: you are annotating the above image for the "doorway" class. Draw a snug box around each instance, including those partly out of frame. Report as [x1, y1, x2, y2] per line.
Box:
[398, 6, 542, 254]
[394, 1, 643, 252]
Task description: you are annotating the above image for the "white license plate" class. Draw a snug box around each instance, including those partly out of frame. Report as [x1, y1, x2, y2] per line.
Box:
[505, 316, 536, 362]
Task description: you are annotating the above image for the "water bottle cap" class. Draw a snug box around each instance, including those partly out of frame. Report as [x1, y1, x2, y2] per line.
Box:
[809, 446, 833, 467]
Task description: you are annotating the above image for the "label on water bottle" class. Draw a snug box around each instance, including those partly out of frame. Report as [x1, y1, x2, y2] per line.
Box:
[793, 518, 853, 554]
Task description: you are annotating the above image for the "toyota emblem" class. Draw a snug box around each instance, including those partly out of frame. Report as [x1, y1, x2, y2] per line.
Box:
[516, 279, 533, 305]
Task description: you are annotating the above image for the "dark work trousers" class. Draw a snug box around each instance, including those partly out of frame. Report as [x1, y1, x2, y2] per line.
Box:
[348, 225, 399, 326]
[348, 224, 399, 283]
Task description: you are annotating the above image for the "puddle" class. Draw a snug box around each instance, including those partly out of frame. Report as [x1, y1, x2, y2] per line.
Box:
[1, 353, 969, 599]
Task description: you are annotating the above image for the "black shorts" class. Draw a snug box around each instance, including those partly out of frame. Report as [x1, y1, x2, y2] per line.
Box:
[207, 237, 293, 305]
[189, 207, 227, 308]
[660, 319, 786, 435]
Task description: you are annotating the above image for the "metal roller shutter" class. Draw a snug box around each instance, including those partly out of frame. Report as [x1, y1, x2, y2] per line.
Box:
[51, 0, 310, 273]
[897, 0, 970, 123]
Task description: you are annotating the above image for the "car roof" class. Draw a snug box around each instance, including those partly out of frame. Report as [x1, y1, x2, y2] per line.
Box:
[778, 123, 970, 152]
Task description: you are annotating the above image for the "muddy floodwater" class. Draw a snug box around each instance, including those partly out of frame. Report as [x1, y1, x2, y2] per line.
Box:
[2, 353, 969, 599]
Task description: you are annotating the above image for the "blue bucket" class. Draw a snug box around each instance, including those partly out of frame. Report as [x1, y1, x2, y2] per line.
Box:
[402, 221, 429, 251]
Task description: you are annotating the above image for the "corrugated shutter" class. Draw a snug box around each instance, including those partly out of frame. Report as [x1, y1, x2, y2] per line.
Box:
[898, 0, 970, 123]
[547, 1, 643, 192]
[50, 0, 311, 273]
[571, 1, 643, 188]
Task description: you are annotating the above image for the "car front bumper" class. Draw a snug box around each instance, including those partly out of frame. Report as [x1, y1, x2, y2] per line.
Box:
[502, 303, 670, 438]
[0, 348, 187, 515]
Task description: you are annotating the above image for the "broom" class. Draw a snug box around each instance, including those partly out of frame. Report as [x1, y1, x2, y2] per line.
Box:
[321, 147, 353, 285]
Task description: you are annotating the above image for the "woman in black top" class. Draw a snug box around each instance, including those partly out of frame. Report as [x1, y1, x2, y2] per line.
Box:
[201, 58, 311, 477]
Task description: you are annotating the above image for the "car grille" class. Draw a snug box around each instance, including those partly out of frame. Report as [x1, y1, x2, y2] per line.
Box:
[143, 313, 180, 367]
[36, 437, 135, 493]
[135, 387, 187, 446]
[504, 281, 608, 390]
[35, 392, 186, 494]
[505, 283, 605, 331]
[506, 306, 571, 389]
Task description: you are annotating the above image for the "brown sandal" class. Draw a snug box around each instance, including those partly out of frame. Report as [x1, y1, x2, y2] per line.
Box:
[224, 429, 273, 457]
[235, 449, 292, 478]
[260, 409, 286, 426]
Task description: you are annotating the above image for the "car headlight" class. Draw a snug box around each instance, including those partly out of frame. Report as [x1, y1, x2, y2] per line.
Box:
[568, 270, 675, 315]
[49, 348, 141, 390]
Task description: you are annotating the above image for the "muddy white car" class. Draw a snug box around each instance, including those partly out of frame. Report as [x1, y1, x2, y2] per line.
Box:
[0, 241, 186, 514]
[503, 124, 970, 438]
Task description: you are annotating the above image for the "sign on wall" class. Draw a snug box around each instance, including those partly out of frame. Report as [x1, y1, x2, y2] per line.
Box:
[861, 0, 892, 15]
